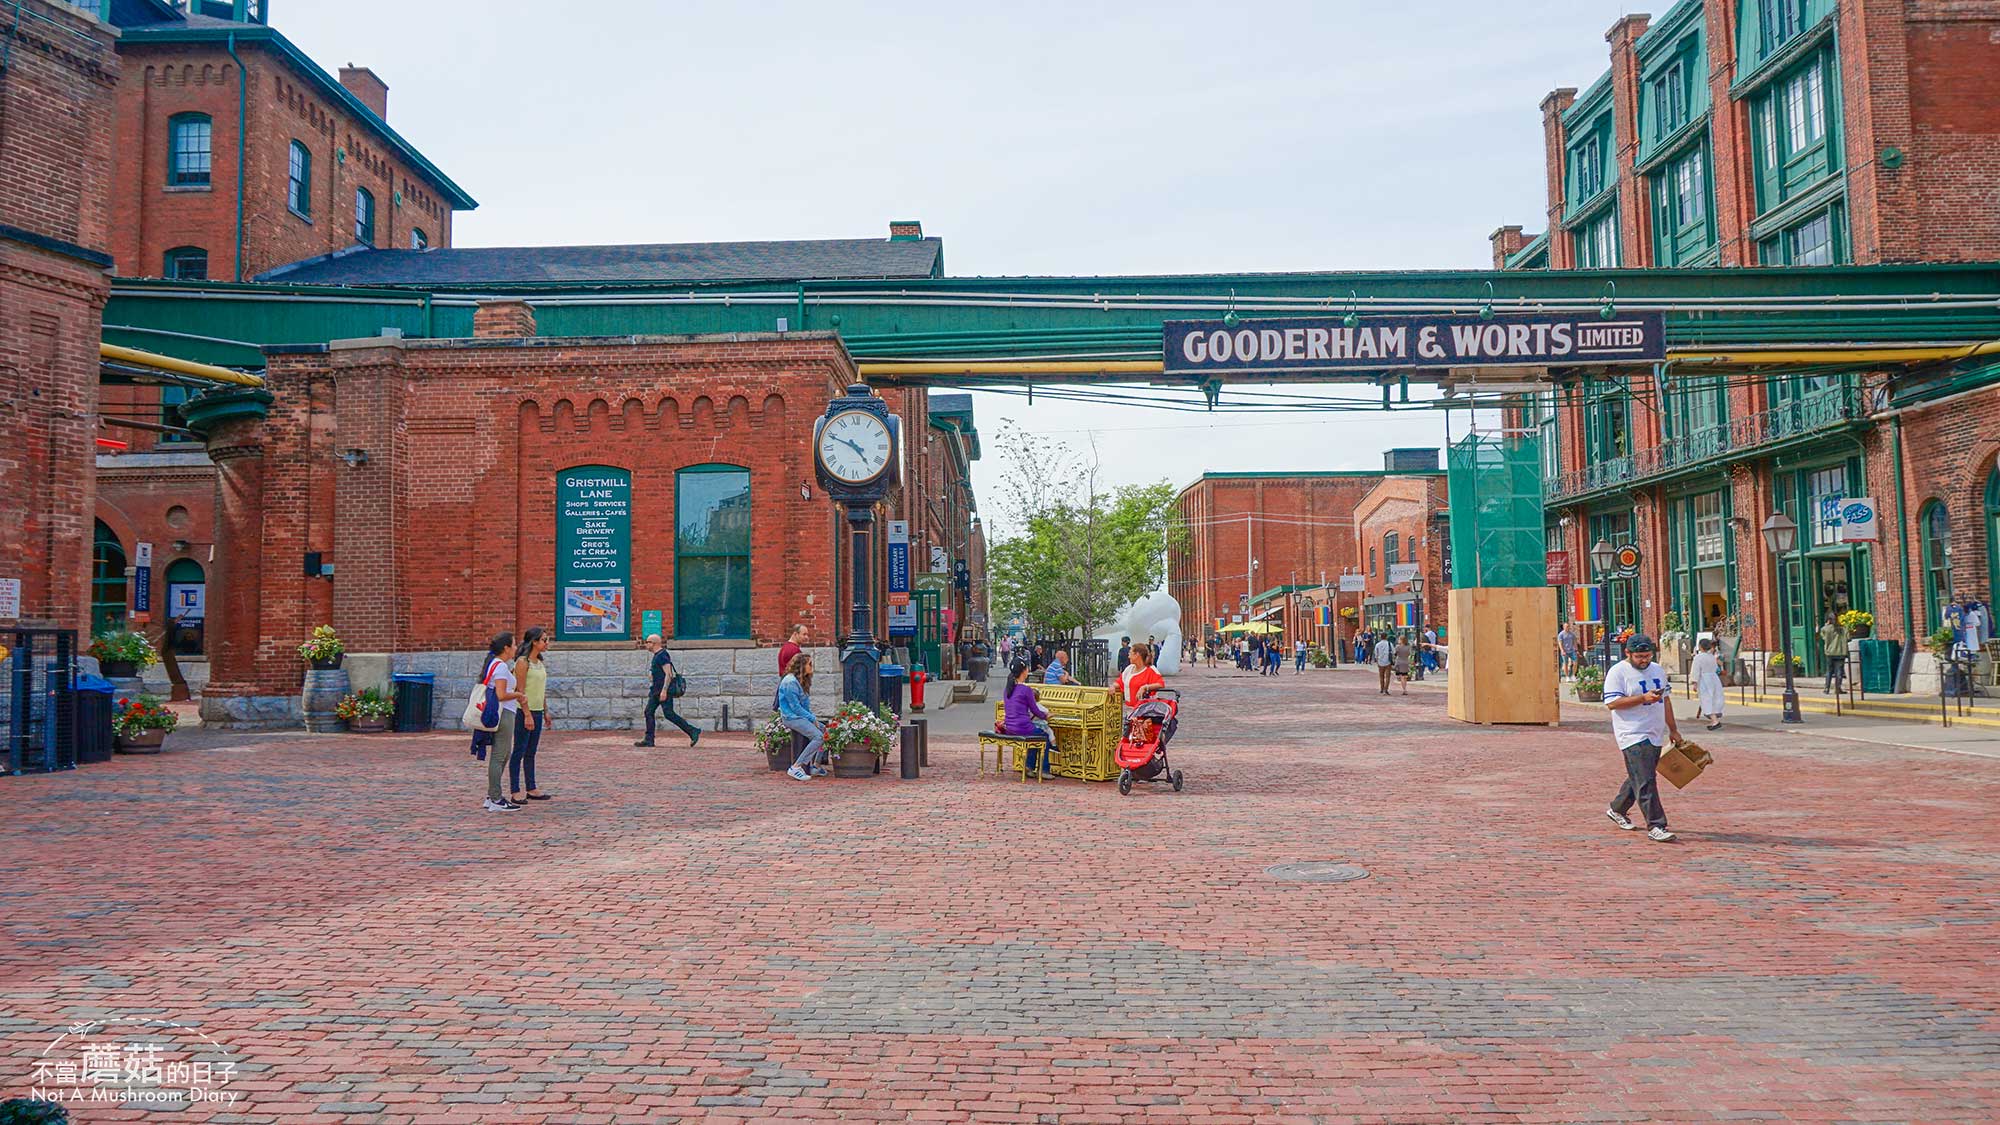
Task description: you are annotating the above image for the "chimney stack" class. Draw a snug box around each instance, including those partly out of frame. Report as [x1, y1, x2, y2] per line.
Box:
[339, 65, 389, 120]
[888, 220, 923, 241]
[473, 300, 536, 338]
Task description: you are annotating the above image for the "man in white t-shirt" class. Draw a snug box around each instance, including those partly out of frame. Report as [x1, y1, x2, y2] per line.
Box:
[1372, 634, 1394, 695]
[1602, 633, 1681, 842]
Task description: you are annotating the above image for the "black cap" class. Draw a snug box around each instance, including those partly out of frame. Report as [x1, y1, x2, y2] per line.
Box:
[1624, 633, 1657, 653]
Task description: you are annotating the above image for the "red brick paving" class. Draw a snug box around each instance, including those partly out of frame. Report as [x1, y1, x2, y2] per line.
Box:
[3, 664, 1998, 1122]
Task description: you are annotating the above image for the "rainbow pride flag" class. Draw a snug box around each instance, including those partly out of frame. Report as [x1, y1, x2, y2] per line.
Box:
[1570, 585, 1604, 624]
[1395, 601, 1416, 629]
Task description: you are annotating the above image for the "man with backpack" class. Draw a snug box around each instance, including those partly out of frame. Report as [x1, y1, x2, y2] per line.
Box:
[635, 634, 700, 748]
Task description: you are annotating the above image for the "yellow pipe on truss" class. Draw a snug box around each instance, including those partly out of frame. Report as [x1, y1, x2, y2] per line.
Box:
[101, 342, 265, 388]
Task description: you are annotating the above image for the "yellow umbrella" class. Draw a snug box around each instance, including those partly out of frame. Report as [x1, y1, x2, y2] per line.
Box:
[1219, 621, 1280, 635]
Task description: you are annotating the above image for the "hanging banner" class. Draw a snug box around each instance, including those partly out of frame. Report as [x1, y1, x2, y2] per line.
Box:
[556, 466, 632, 640]
[1163, 312, 1666, 376]
[1338, 574, 1366, 592]
[1394, 601, 1416, 629]
[1388, 562, 1420, 586]
[1839, 497, 1880, 542]
[1546, 551, 1571, 586]
[1570, 586, 1605, 624]
[887, 520, 911, 606]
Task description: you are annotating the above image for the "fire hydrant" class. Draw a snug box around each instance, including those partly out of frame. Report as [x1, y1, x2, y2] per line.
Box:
[910, 665, 927, 712]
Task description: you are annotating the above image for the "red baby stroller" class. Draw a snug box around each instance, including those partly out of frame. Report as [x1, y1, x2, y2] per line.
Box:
[1115, 688, 1182, 796]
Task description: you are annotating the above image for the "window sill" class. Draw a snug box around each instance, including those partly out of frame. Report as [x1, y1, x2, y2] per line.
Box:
[288, 207, 313, 225]
[163, 183, 212, 193]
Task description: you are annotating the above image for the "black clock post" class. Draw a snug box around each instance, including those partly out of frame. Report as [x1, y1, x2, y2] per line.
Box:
[812, 384, 901, 708]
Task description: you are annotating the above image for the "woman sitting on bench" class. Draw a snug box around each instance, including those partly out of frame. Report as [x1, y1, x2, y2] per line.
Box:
[1001, 661, 1056, 778]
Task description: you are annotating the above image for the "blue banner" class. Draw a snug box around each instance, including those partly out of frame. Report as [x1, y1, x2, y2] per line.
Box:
[887, 519, 910, 599]
[1163, 312, 1665, 375]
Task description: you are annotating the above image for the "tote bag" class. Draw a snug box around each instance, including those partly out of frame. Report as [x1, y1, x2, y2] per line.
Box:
[461, 659, 501, 731]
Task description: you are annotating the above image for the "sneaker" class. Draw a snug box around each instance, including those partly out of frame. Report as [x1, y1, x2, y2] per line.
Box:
[810, 765, 830, 776]
[787, 766, 811, 781]
[499, 798, 523, 810]
[483, 798, 515, 812]
[633, 739, 655, 748]
[1647, 826, 1677, 843]
[689, 730, 701, 747]
[1606, 808, 1637, 831]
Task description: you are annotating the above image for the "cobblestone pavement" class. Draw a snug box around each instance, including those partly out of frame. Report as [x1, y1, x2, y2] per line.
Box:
[3, 664, 1998, 1123]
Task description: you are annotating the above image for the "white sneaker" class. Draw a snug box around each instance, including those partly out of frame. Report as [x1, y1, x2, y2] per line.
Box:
[482, 798, 514, 812]
[787, 766, 811, 781]
[1606, 808, 1637, 831]
[1647, 826, 1677, 842]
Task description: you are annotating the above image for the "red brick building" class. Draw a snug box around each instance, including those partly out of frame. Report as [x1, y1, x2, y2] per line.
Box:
[105, 0, 474, 282]
[1352, 474, 1451, 638]
[185, 309, 951, 727]
[0, 0, 118, 636]
[1496, 1, 2000, 690]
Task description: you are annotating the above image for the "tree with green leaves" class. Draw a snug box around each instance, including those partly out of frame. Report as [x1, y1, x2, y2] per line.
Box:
[986, 424, 1186, 639]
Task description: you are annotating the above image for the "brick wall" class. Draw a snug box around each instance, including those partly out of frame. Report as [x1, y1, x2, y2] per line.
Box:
[1539, 88, 1577, 269]
[1169, 475, 1390, 639]
[0, 0, 118, 633]
[108, 43, 456, 280]
[1605, 14, 1652, 266]
[1353, 475, 1450, 630]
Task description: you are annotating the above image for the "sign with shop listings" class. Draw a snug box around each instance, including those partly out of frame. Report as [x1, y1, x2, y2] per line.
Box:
[556, 466, 632, 639]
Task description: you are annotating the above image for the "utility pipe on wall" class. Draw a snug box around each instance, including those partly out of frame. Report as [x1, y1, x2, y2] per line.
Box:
[226, 32, 247, 282]
[101, 343, 265, 388]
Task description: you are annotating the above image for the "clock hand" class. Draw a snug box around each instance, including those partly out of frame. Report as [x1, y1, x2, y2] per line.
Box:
[839, 436, 867, 457]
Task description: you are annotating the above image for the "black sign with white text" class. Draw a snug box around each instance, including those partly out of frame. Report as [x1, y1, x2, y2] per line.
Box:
[1163, 312, 1666, 375]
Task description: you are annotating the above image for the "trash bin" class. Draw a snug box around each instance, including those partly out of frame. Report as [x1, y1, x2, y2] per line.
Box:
[878, 663, 906, 718]
[392, 672, 435, 732]
[74, 673, 115, 765]
[1857, 638, 1900, 694]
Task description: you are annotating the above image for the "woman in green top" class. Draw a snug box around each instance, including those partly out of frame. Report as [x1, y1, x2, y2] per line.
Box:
[510, 626, 551, 803]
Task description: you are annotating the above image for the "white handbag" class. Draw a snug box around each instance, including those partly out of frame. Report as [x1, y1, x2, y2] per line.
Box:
[462, 661, 499, 731]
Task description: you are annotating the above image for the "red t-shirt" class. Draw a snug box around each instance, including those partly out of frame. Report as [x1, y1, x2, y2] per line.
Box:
[1118, 665, 1164, 707]
[777, 640, 802, 676]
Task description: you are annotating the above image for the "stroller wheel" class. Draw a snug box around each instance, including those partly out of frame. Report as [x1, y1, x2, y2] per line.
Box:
[1117, 770, 1132, 796]
[1171, 770, 1184, 792]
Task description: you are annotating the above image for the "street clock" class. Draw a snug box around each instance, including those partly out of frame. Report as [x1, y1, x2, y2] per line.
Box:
[812, 385, 900, 502]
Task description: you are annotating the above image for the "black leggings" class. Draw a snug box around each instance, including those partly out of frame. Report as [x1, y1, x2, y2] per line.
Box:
[509, 709, 544, 793]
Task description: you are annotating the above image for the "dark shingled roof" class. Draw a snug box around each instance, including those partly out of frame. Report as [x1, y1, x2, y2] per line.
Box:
[256, 238, 946, 287]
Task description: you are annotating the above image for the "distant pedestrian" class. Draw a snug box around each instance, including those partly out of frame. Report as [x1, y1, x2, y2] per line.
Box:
[1423, 627, 1439, 672]
[779, 652, 827, 781]
[1603, 634, 1679, 843]
[478, 632, 524, 813]
[1558, 624, 1578, 679]
[1818, 611, 1849, 693]
[509, 626, 550, 805]
[1373, 633, 1394, 695]
[1392, 633, 1413, 694]
[1689, 635, 1724, 731]
[1116, 636, 1132, 675]
[775, 622, 807, 709]
[1295, 639, 1307, 673]
[1044, 648, 1078, 685]
[1030, 644, 1048, 674]
[997, 634, 1013, 666]
[635, 633, 700, 748]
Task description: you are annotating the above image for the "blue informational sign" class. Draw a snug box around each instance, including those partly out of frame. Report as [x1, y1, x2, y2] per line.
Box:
[887, 519, 911, 600]
[132, 564, 152, 616]
[641, 610, 663, 640]
[1163, 312, 1666, 376]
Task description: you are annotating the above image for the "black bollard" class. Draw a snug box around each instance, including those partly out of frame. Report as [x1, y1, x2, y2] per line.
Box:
[899, 723, 920, 779]
[720, 703, 730, 732]
[911, 717, 928, 766]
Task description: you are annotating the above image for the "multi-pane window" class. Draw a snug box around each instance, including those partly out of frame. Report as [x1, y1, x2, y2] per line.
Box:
[1586, 381, 1630, 462]
[1780, 64, 1826, 152]
[1385, 533, 1400, 568]
[1808, 466, 1846, 548]
[1921, 501, 1952, 631]
[1674, 149, 1706, 227]
[1759, 0, 1807, 53]
[162, 246, 207, 281]
[1575, 211, 1619, 268]
[1538, 392, 1562, 485]
[411, 227, 428, 250]
[1574, 135, 1605, 200]
[1650, 62, 1688, 141]
[675, 465, 751, 638]
[1693, 491, 1726, 564]
[354, 187, 375, 245]
[287, 140, 311, 217]
[1787, 210, 1834, 265]
[167, 113, 211, 186]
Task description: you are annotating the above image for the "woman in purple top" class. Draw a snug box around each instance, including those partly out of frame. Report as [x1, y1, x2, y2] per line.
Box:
[1001, 661, 1056, 777]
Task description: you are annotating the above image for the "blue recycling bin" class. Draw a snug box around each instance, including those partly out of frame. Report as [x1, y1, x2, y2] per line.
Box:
[74, 673, 115, 765]
[878, 663, 907, 718]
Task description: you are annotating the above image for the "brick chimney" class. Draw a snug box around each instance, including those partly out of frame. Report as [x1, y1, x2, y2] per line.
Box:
[1490, 225, 1529, 270]
[473, 300, 535, 338]
[1539, 87, 1578, 268]
[339, 65, 389, 120]
[889, 220, 923, 241]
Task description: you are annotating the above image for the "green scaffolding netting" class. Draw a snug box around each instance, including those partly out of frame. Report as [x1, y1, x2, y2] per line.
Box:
[1446, 434, 1547, 588]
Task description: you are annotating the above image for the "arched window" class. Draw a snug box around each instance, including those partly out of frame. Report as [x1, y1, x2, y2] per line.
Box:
[165, 558, 207, 655]
[354, 187, 375, 245]
[92, 520, 128, 637]
[675, 465, 751, 638]
[1384, 532, 1400, 568]
[1921, 500, 1952, 633]
[410, 227, 428, 250]
[168, 112, 211, 186]
[163, 246, 207, 281]
[287, 140, 312, 217]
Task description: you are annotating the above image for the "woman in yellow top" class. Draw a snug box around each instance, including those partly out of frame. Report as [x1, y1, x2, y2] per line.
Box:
[510, 626, 551, 804]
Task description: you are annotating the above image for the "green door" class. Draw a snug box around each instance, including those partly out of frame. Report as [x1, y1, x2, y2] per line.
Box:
[914, 588, 943, 677]
[1782, 555, 1809, 678]
[91, 521, 128, 637]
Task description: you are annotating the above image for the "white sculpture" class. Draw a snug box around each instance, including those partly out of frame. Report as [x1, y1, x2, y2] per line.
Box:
[1096, 590, 1185, 675]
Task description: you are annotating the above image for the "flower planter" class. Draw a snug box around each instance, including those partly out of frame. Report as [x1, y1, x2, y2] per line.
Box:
[831, 749, 881, 778]
[310, 655, 345, 670]
[115, 728, 168, 754]
[350, 717, 389, 733]
[766, 746, 791, 772]
[1575, 688, 1603, 703]
[1851, 625, 1872, 639]
[100, 660, 138, 679]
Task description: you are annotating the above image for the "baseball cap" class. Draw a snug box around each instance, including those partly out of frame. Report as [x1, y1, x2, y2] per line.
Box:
[1624, 634, 1657, 653]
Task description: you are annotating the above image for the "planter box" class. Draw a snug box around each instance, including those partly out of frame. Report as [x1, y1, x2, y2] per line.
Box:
[310, 656, 345, 671]
[831, 749, 882, 778]
[115, 728, 168, 753]
[351, 717, 389, 733]
[1574, 688, 1603, 703]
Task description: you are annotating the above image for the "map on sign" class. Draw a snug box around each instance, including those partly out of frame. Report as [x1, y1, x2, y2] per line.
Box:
[563, 586, 626, 635]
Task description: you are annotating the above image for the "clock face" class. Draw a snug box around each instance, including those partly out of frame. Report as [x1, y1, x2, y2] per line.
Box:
[817, 409, 893, 484]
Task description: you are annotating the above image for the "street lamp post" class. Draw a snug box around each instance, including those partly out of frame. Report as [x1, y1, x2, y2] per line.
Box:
[1761, 512, 1804, 724]
[1409, 573, 1426, 681]
[1589, 539, 1617, 669]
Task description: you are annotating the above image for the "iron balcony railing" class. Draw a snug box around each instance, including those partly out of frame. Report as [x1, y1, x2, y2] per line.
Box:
[1547, 385, 1857, 501]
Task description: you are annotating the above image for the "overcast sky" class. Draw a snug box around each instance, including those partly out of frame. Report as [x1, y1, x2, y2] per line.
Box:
[276, 0, 1633, 527]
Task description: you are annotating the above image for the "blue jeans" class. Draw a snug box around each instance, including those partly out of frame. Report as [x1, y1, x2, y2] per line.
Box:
[785, 717, 825, 770]
[1025, 719, 1055, 773]
[509, 709, 544, 793]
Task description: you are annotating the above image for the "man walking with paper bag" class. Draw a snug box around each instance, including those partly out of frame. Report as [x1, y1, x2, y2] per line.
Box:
[1602, 634, 1680, 843]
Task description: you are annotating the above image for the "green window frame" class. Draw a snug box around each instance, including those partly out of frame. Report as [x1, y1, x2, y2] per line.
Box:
[354, 187, 375, 245]
[1987, 468, 2000, 614]
[1573, 133, 1605, 200]
[167, 112, 211, 186]
[287, 140, 312, 218]
[1750, 49, 1840, 212]
[1648, 61, 1688, 143]
[91, 520, 127, 637]
[1584, 380, 1631, 464]
[674, 464, 751, 639]
[1651, 142, 1715, 266]
[1538, 391, 1562, 485]
[1574, 209, 1619, 268]
[1920, 500, 1951, 633]
[1757, 0, 1808, 54]
[162, 245, 207, 281]
[158, 383, 196, 443]
[1761, 205, 1842, 266]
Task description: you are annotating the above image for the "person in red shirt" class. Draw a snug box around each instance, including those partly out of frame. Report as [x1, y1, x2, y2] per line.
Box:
[1117, 643, 1165, 708]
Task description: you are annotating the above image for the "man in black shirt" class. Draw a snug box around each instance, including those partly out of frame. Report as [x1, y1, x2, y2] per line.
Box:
[1116, 637, 1131, 673]
[636, 634, 700, 747]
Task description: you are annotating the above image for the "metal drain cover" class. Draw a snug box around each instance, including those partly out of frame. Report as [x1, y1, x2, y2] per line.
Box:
[1265, 862, 1369, 883]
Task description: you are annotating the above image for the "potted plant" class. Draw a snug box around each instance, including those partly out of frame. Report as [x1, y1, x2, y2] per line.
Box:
[1573, 660, 1605, 702]
[89, 630, 158, 679]
[113, 693, 178, 752]
[754, 713, 795, 772]
[1928, 625, 1958, 657]
[1839, 609, 1874, 639]
[1309, 646, 1331, 668]
[336, 687, 394, 733]
[297, 624, 345, 669]
[1767, 652, 1804, 672]
[823, 700, 897, 778]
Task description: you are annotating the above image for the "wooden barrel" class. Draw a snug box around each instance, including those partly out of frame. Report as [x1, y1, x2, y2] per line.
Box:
[302, 667, 351, 732]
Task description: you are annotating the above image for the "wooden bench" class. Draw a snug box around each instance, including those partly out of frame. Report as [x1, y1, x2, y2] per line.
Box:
[976, 731, 1049, 781]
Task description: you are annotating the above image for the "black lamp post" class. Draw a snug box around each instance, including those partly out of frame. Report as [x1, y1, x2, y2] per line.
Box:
[1409, 572, 1426, 681]
[1589, 538, 1617, 668]
[1761, 512, 1804, 724]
